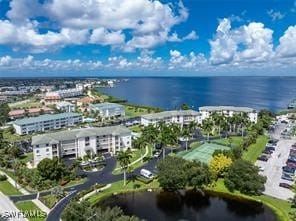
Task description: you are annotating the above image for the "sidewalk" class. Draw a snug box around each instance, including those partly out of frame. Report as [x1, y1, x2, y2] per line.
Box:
[0, 192, 28, 221]
[0, 170, 50, 214]
[114, 146, 149, 172]
[79, 183, 112, 201]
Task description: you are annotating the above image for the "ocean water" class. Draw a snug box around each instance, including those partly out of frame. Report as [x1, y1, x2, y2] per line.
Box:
[97, 77, 296, 112]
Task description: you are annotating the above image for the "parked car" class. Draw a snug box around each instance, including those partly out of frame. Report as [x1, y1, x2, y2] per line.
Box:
[153, 151, 161, 158]
[292, 143, 296, 148]
[258, 166, 265, 172]
[279, 183, 293, 189]
[262, 149, 273, 155]
[140, 169, 154, 179]
[265, 145, 275, 151]
[281, 120, 289, 124]
[257, 155, 269, 161]
[282, 173, 294, 181]
[286, 162, 296, 168]
[282, 166, 295, 174]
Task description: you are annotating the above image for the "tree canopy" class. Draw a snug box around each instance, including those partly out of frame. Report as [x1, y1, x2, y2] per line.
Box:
[224, 159, 266, 195]
[209, 153, 233, 178]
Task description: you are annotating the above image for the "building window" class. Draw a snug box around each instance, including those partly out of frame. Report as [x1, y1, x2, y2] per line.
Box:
[46, 143, 49, 147]
[36, 150, 39, 153]
[36, 145, 39, 148]
[85, 137, 90, 142]
[46, 148, 49, 152]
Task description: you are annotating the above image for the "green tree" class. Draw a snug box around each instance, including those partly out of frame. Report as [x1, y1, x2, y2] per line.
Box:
[180, 103, 190, 110]
[37, 157, 69, 181]
[132, 137, 146, 162]
[211, 112, 225, 138]
[0, 103, 10, 126]
[157, 156, 187, 190]
[181, 127, 191, 151]
[117, 150, 132, 186]
[201, 118, 213, 141]
[224, 159, 266, 195]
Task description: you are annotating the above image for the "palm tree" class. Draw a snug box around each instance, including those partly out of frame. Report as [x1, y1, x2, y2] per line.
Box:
[211, 112, 225, 138]
[202, 118, 213, 141]
[132, 137, 146, 162]
[239, 112, 250, 137]
[142, 124, 158, 157]
[188, 121, 198, 138]
[117, 150, 132, 186]
[182, 127, 191, 151]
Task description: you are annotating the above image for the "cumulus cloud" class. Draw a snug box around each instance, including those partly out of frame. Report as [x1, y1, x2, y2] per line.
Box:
[0, 0, 194, 52]
[209, 18, 274, 65]
[276, 26, 296, 58]
[169, 50, 207, 70]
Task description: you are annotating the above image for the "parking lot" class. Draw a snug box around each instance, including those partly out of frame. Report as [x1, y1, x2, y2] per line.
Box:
[256, 122, 295, 200]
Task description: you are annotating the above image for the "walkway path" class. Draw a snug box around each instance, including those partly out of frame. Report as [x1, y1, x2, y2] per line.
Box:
[113, 146, 149, 172]
[0, 192, 27, 221]
[0, 171, 50, 214]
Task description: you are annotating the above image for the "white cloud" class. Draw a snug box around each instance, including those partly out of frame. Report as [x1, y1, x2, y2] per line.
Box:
[276, 26, 296, 58]
[0, 56, 12, 66]
[267, 9, 285, 21]
[0, 0, 194, 52]
[169, 50, 207, 70]
[209, 18, 274, 65]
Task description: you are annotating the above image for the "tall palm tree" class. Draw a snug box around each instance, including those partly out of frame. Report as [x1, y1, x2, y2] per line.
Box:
[202, 118, 213, 141]
[182, 127, 191, 151]
[239, 112, 250, 137]
[117, 150, 132, 186]
[211, 112, 225, 138]
[142, 124, 158, 157]
[188, 121, 198, 138]
[132, 137, 146, 162]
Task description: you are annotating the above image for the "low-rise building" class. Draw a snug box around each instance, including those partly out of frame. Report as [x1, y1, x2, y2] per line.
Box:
[8, 107, 53, 119]
[77, 96, 96, 107]
[199, 106, 258, 123]
[31, 126, 132, 166]
[43, 95, 61, 105]
[88, 102, 125, 119]
[56, 101, 75, 113]
[13, 112, 82, 135]
[141, 110, 202, 126]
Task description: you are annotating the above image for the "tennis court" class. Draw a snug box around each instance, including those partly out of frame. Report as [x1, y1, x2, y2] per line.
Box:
[178, 142, 230, 163]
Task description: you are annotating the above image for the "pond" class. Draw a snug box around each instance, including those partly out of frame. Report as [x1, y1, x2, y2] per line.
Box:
[99, 190, 277, 221]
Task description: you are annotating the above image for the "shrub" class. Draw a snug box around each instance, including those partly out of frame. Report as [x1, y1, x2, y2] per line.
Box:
[0, 174, 7, 181]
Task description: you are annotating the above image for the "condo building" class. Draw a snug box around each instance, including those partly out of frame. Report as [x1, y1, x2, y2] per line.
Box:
[12, 112, 82, 135]
[45, 88, 83, 98]
[56, 101, 75, 113]
[141, 110, 202, 126]
[199, 106, 258, 123]
[31, 126, 132, 166]
[88, 102, 125, 119]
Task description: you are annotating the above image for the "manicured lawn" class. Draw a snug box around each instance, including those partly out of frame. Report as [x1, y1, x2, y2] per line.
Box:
[124, 105, 156, 117]
[0, 180, 22, 195]
[87, 179, 159, 205]
[15, 201, 46, 221]
[63, 178, 87, 188]
[213, 136, 243, 148]
[20, 152, 33, 164]
[189, 141, 201, 149]
[3, 128, 32, 143]
[39, 195, 59, 209]
[242, 135, 268, 163]
[129, 125, 142, 133]
[112, 147, 149, 175]
[209, 179, 291, 221]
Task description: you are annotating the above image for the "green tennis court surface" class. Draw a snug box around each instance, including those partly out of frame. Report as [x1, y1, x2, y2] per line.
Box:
[177, 142, 230, 163]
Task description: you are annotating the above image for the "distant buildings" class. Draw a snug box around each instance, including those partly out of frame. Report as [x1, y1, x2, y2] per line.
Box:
[45, 88, 83, 98]
[199, 106, 258, 123]
[31, 126, 132, 166]
[88, 102, 125, 119]
[9, 107, 53, 120]
[12, 112, 82, 135]
[141, 110, 202, 126]
[43, 95, 61, 105]
[77, 96, 96, 107]
[56, 101, 75, 113]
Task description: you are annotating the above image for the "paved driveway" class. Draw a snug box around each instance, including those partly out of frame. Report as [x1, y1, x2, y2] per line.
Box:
[255, 123, 294, 200]
[0, 192, 27, 221]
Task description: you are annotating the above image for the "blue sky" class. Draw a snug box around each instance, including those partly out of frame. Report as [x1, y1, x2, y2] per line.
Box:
[0, 0, 295, 76]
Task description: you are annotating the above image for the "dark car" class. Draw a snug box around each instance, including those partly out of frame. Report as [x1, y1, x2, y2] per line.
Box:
[279, 183, 293, 189]
[282, 166, 295, 174]
[281, 120, 289, 124]
[262, 149, 273, 155]
[282, 173, 294, 181]
[257, 155, 268, 161]
[286, 162, 296, 168]
[265, 146, 275, 151]
[292, 143, 296, 148]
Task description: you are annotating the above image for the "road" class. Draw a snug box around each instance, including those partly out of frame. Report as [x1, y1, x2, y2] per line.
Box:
[9, 139, 192, 221]
[256, 123, 294, 200]
[0, 192, 27, 221]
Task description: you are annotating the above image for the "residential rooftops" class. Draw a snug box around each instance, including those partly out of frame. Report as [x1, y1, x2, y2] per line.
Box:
[32, 126, 131, 145]
[199, 106, 255, 113]
[142, 110, 200, 120]
[56, 101, 74, 107]
[13, 112, 82, 126]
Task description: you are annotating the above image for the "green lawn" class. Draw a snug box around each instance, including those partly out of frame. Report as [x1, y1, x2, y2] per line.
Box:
[3, 128, 33, 143]
[124, 105, 156, 117]
[129, 125, 142, 133]
[39, 195, 59, 209]
[15, 201, 46, 221]
[242, 135, 268, 163]
[19, 152, 33, 164]
[87, 179, 159, 205]
[112, 147, 149, 175]
[212, 136, 243, 148]
[210, 179, 291, 221]
[189, 141, 201, 149]
[63, 178, 87, 188]
[0, 180, 22, 195]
